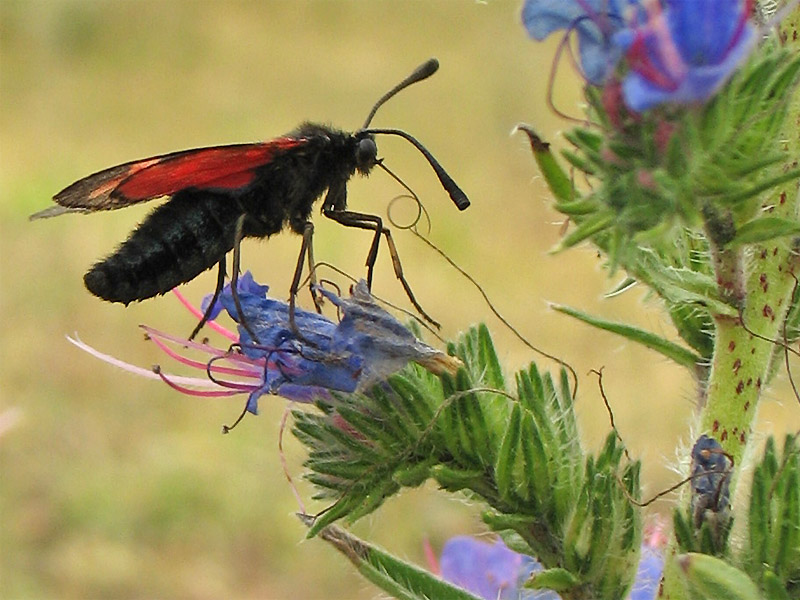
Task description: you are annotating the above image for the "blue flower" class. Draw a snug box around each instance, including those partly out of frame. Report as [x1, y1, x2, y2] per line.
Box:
[522, 0, 640, 84]
[438, 537, 557, 600]
[614, 0, 756, 111]
[435, 531, 666, 600]
[217, 275, 460, 413]
[71, 273, 460, 416]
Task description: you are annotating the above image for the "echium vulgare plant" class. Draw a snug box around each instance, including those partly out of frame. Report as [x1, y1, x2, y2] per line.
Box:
[71, 1, 799, 599]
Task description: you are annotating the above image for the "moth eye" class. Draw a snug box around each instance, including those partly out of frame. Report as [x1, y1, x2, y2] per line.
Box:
[356, 138, 377, 169]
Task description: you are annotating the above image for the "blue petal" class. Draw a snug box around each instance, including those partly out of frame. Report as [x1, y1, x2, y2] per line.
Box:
[621, 21, 755, 112]
[666, 0, 749, 66]
[578, 34, 624, 85]
[523, 0, 596, 40]
[440, 537, 548, 600]
[620, 0, 756, 111]
[202, 271, 270, 321]
[628, 548, 664, 600]
[319, 281, 444, 387]
[522, 0, 634, 84]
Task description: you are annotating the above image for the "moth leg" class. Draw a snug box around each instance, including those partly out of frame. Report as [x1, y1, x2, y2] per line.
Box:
[302, 222, 324, 313]
[323, 208, 440, 329]
[188, 258, 227, 341]
[231, 214, 260, 344]
[289, 222, 321, 335]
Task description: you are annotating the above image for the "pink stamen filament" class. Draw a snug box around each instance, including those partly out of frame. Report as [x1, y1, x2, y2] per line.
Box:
[139, 324, 245, 360]
[155, 368, 251, 397]
[140, 324, 268, 369]
[205, 376, 263, 392]
[143, 327, 263, 379]
[67, 335, 222, 388]
[171, 288, 238, 342]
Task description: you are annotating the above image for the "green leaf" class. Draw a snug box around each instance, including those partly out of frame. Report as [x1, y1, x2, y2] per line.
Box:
[392, 459, 435, 488]
[552, 304, 702, 369]
[570, 128, 603, 153]
[527, 567, 578, 592]
[605, 276, 638, 298]
[555, 197, 600, 216]
[495, 403, 521, 504]
[430, 464, 486, 493]
[673, 509, 696, 553]
[742, 435, 800, 594]
[678, 553, 761, 600]
[715, 167, 800, 205]
[561, 148, 597, 176]
[667, 303, 714, 359]
[762, 570, 792, 600]
[520, 412, 549, 507]
[515, 124, 574, 204]
[730, 217, 800, 246]
[551, 212, 616, 252]
[477, 323, 504, 390]
[302, 518, 482, 600]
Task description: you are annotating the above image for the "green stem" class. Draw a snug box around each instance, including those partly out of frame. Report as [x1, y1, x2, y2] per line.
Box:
[701, 0, 800, 488]
[660, 5, 800, 598]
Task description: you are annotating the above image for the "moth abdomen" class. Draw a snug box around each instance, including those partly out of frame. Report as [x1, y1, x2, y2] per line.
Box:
[84, 191, 242, 304]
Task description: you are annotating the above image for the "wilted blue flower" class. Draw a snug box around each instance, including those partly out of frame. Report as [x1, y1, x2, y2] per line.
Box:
[438, 537, 557, 600]
[614, 0, 756, 111]
[70, 273, 459, 416]
[522, 0, 641, 84]
[219, 274, 460, 413]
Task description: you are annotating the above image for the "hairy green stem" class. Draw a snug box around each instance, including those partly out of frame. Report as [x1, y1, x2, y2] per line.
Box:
[661, 5, 800, 598]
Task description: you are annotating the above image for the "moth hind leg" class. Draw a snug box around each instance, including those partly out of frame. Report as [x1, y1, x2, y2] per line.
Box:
[323, 207, 440, 329]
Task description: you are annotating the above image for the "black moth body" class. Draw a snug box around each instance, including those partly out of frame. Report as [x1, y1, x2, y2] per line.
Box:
[85, 124, 372, 305]
[33, 58, 468, 330]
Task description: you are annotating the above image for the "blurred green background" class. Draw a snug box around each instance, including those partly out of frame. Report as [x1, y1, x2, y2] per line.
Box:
[1, 2, 797, 598]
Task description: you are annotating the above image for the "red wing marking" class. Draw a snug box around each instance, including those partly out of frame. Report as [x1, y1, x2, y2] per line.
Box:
[52, 138, 305, 211]
[117, 140, 303, 200]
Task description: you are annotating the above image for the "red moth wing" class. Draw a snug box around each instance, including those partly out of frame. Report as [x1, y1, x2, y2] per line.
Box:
[48, 138, 305, 213]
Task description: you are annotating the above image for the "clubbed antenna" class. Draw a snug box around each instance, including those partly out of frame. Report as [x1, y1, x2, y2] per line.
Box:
[363, 128, 470, 211]
[361, 58, 440, 130]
